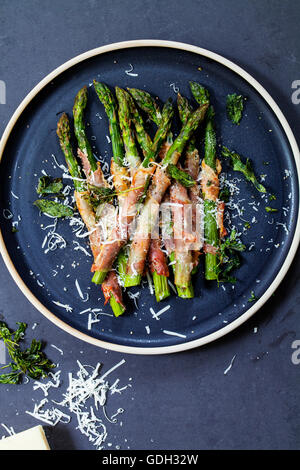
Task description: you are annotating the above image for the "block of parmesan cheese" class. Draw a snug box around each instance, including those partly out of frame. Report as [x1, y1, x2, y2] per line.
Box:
[0, 425, 50, 450]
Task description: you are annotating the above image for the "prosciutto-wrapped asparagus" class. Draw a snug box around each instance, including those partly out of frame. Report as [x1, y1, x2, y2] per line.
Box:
[126, 89, 172, 300]
[124, 102, 209, 287]
[57, 110, 125, 316]
[190, 82, 227, 280]
[91, 87, 174, 284]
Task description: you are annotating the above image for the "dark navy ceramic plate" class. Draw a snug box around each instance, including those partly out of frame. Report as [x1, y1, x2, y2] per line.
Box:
[0, 41, 299, 354]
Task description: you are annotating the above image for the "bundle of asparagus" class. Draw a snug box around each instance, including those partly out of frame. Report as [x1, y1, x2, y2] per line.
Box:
[49, 80, 243, 317]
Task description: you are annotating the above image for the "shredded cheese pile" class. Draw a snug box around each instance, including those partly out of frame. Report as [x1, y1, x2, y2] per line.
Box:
[25, 358, 131, 450]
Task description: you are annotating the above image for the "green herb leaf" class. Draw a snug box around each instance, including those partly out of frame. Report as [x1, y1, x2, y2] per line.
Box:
[87, 185, 116, 209]
[226, 93, 245, 125]
[265, 206, 278, 213]
[34, 199, 73, 218]
[167, 164, 196, 188]
[217, 230, 246, 283]
[219, 187, 230, 203]
[222, 146, 266, 193]
[37, 176, 63, 195]
[248, 291, 258, 302]
[0, 321, 55, 384]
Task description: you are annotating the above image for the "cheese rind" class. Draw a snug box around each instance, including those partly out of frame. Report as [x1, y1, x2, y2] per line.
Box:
[0, 425, 50, 450]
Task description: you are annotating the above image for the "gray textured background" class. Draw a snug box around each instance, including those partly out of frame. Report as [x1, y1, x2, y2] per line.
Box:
[0, 0, 299, 450]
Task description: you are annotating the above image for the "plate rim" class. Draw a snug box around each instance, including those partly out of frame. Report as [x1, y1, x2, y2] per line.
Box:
[0, 39, 299, 355]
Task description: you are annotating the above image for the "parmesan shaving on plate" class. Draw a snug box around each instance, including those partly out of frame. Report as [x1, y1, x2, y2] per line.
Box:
[51, 153, 68, 173]
[150, 305, 171, 320]
[2, 208, 13, 219]
[52, 300, 73, 312]
[162, 330, 186, 339]
[167, 279, 177, 294]
[88, 313, 101, 330]
[127, 291, 140, 309]
[40, 218, 67, 254]
[169, 83, 179, 93]
[125, 63, 138, 77]
[10, 191, 19, 199]
[146, 270, 154, 295]
[75, 278, 89, 302]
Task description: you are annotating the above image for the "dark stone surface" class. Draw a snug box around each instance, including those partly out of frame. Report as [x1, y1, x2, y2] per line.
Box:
[0, 0, 299, 450]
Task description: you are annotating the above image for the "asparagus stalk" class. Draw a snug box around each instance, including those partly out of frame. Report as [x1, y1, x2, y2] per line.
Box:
[92, 82, 129, 284]
[141, 98, 173, 168]
[72, 90, 126, 315]
[170, 181, 194, 288]
[128, 87, 174, 156]
[127, 87, 162, 125]
[116, 247, 128, 285]
[116, 88, 163, 302]
[115, 87, 141, 171]
[148, 236, 170, 302]
[161, 103, 208, 167]
[93, 81, 125, 167]
[109, 294, 124, 317]
[152, 270, 170, 302]
[91, 97, 174, 284]
[169, 252, 194, 298]
[161, 193, 194, 298]
[177, 93, 196, 152]
[203, 108, 219, 280]
[57, 113, 125, 316]
[172, 94, 197, 296]
[73, 86, 98, 173]
[124, 102, 209, 287]
[56, 112, 85, 192]
[190, 83, 219, 280]
[124, 89, 172, 300]
[126, 93, 152, 156]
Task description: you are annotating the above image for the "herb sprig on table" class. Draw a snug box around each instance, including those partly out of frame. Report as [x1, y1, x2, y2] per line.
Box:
[0, 321, 55, 384]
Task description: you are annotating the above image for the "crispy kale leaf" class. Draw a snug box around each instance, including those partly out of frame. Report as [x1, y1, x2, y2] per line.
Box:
[36, 176, 63, 195]
[222, 146, 266, 193]
[226, 93, 245, 125]
[217, 229, 246, 283]
[87, 184, 116, 208]
[34, 199, 73, 218]
[167, 164, 196, 188]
